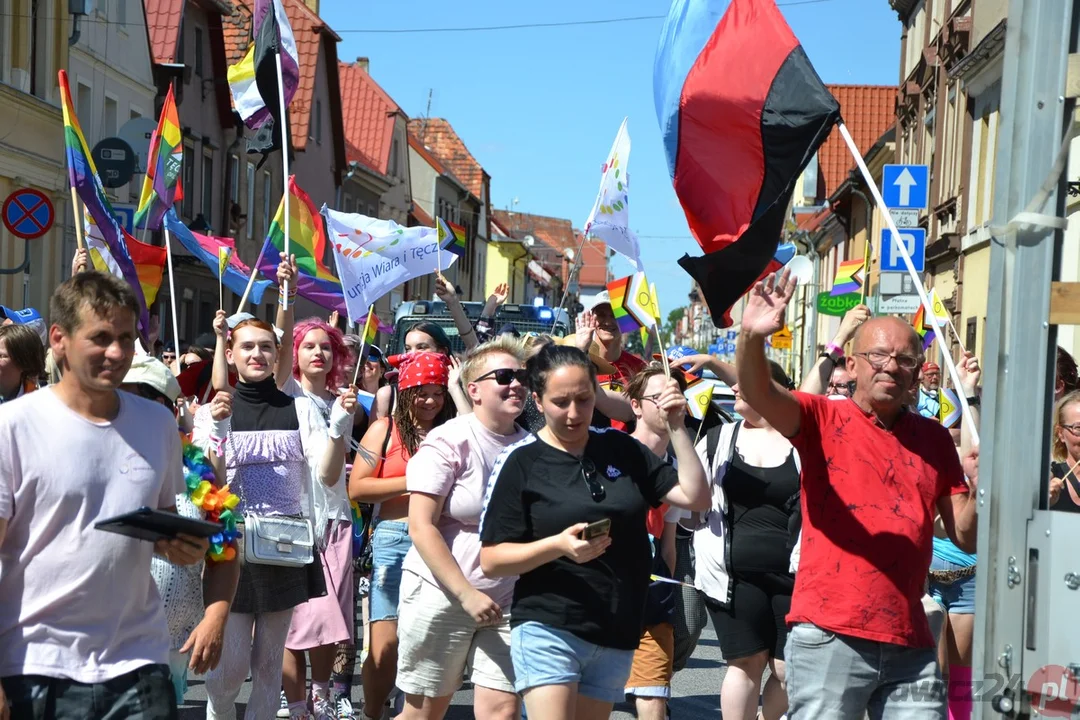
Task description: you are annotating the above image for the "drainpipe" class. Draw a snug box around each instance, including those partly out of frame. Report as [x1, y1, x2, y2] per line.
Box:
[336, 161, 361, 210]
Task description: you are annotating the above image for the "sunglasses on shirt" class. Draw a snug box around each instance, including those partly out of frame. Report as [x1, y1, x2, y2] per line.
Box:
[474, 367, 527, 386]
[580, 456, 605, 501]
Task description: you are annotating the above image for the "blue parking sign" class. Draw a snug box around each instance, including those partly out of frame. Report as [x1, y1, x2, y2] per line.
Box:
[880, 228, 926, 273]
[881, 165, 929, 210]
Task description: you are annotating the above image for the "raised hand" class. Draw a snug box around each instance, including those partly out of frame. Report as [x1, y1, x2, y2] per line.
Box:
[71, 247, 89, 276]
[490, 282, 509, 306]
[957, 351, 981, 396]
[338, 387, 359, 415]
[741, 269, 796, 339]
[434, 274, 456, 302]
[212, 309, 228, 339]
[328, 310, 340, 328]
[209, 390, 232, 421]
[575, 310, 597, 352]
[448, 355, 463, 388]
[836, 304, 872, 344]
[276, 252, 298, 287]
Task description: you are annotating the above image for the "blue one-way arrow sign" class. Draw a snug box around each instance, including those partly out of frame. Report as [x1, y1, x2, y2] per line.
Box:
[881, 164, 929, 210]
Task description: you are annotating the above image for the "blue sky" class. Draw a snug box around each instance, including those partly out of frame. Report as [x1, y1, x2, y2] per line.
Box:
[321, 0, 901, 315]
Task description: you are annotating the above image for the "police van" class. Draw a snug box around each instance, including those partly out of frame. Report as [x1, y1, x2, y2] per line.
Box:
[388, 300, 571, 355]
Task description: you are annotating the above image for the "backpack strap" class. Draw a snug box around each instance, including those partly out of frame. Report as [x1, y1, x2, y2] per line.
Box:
[705, 419, 742, 473]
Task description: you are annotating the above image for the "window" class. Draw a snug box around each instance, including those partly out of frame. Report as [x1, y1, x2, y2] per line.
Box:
[314, 99, 322, 144]
[246, 163, 255, 239]
[182, 141, 194, 219]
[130, 107, 142, 121]
[390, 138, 400, 177]
[0, 0, 7, 84]
[77, 82, 93, 123]
[176, 19, 185, 65]
[228, 155, 240, 205]
[201, 150, 214, 224]
[262, 171, 273, 233]
[116, 0, 126, 27]
[194, 27, 204, 78]
[966, 317, 977, 353]
[104, 96, 117, 138]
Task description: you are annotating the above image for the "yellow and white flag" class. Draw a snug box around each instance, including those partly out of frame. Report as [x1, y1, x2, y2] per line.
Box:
[685, 382, 715, 421]
[930, 288, 951, 323]
[218, 246, 233, 277]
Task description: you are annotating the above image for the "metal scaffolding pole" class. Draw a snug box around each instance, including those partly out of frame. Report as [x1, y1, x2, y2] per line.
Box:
[974, 0, 1076, 716]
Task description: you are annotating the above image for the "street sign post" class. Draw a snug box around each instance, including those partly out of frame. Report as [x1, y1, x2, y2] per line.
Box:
[876, 294, 921, 314]
[881, 164, 929, 210]
[91, 137, 137, 188]
[880, 227, 926, 273]
[771, 326, 792, 350]
[889, 208, 920, 228]
[111, 204, 136, 234]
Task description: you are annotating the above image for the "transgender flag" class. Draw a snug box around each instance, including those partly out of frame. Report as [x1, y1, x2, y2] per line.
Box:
[654, 0, 840, 326]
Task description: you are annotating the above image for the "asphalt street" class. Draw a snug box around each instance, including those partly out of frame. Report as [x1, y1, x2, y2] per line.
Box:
[178, 624, 726, 718]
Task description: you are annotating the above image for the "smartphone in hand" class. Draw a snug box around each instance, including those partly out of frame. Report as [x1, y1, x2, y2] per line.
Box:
[581, 518, 611, 540]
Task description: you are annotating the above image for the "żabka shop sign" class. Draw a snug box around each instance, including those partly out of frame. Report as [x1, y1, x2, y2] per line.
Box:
[816, 292, 860, 317]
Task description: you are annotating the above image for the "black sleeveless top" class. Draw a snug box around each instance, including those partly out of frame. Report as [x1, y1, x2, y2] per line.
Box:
[725, 450, 800, 573]
[1051, 462, 1080, 513]
[232, 377, 299, 432]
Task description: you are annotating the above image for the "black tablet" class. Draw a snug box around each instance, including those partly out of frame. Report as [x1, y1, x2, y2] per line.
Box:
[94, 507, 223, 543]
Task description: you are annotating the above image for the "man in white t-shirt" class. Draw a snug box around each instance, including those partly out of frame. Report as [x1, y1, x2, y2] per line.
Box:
[0, 271, 207, 719]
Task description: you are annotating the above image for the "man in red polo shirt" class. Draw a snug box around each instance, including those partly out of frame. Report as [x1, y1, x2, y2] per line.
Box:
[735, 269, 978, 720]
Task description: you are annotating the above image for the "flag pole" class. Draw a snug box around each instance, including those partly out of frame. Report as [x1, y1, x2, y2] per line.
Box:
[352, 304, 373, 387]
[837, 122, 978, 444]
[276, 51, 291, 309]
[859, 235, 871, 305]
[237, 241, 268, 312]
[551, 225, 591, 333]
[163, 224, 182, 380]
[70, 188, 85, 252]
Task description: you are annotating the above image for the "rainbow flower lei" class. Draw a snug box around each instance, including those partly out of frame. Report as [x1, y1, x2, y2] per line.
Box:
[182, 436, 241, 562]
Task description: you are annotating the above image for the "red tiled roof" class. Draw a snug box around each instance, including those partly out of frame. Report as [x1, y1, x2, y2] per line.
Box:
[818, 85, 896, 198]
[216, 0, 341, 151]
[338, 61, 399, 175]
[410, 201, 434, 227]
[492, 210, 608, 288]
[145, 0, 185, 64]
[407, 118, 486, 199]
[408, 133, 450, 176]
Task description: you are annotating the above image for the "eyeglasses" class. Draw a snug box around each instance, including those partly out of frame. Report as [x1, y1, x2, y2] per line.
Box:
[1061, 423, 1080, 437]
[827, 382, 854, 396]
[474, 367, 527, 386]
[580, 456, 605, 501]
[853, 351, 920, 372]
[640, 393, 664, 405]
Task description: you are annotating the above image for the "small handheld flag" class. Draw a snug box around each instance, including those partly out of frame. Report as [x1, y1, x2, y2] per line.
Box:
[218, 247, 233, 309]
[606, 276, 642, 333]
[831, 259, 865, 297]
[437, 218, 467, 258]
[353, 305, 377, 386]
[685, 382, 715, 421]
[939, 387, 961, 428]
[930, 288, 951, 322]
[913, 305, 936, 350]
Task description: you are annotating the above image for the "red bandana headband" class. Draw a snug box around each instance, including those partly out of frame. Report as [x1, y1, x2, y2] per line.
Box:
[388, 351, 450, 391]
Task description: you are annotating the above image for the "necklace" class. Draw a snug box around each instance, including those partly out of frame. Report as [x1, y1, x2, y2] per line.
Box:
[182, 434, 240, 562]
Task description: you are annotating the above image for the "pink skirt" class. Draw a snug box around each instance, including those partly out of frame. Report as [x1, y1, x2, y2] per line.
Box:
[285, 519, 355, 650]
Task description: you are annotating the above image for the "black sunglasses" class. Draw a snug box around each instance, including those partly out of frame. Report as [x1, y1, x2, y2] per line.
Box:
[474, 367, 527, 386]
[580, 457, 605, 501]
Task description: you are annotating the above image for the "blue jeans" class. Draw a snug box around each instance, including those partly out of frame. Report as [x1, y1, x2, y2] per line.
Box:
[511, 621, 634, 704]
[928, 557, 976, 614]
[369, 519, 411, 622]
[785, 623, 945, 720]
[2, 664, 177, 719]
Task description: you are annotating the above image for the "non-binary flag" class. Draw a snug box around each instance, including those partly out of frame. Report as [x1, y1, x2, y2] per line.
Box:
[60, 69, 151, 336]
[939, 387, 961, 428]
[134, 85, 183, 231]
[257, 177, 345, 312]
[164, 210, 274, 305]
[831, 259, 865, 297]
[245, 0, 300, 162]
[83, 211, 166, 306]
[655, 0, 840, 327]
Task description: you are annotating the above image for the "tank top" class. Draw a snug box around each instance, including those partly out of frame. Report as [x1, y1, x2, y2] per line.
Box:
[379, 421, 411, 480]
[1051, 461, 1080, 513]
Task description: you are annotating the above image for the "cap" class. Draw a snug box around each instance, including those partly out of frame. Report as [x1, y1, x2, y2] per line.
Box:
[554, 335, 617, 375]
[123, 355, 182, 402]
[922, 362, 940, 374]
[498, 323, 521, 338]
[227, 312, 284, 343]
[0, 306, 47, 344]
[366, 345, 384, 362]
[586, 290, 612, 313]
[388, 351, 450, 391]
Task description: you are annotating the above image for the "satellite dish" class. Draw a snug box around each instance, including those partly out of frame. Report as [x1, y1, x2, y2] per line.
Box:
[786, 255, 814, 284]
[119, 117, 159, 175]
[523, 235, 535, 247]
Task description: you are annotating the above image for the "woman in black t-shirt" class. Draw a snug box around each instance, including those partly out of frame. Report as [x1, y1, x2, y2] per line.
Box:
[479, 345, 708, 720]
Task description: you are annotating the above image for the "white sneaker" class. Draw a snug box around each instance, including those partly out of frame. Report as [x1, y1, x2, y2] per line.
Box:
[335, 693, 354, 720]
[313, 694, 335, 720]
[277, 690, 291, 718]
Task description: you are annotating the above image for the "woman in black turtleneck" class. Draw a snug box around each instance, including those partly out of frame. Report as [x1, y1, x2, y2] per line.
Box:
[195, 312, 356, 720]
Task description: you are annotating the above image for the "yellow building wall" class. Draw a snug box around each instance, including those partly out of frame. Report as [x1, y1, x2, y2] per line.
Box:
[485, 243, 529, 303]
[959, 246, 990, 362]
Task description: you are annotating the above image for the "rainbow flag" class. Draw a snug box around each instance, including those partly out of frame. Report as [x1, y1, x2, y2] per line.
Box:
[257, 176, 345, 312]
[134, 85, 183, 231]
[164, 210, 274, 305]
[437, 218, 467, 257]
[830, 258, 865, 297]
[358, 307, 377, 345]
[84, 210, 166, 306]
[606, 276, 641, 333]
[912, 305, 936, 350]
[59, 70, 150, 336]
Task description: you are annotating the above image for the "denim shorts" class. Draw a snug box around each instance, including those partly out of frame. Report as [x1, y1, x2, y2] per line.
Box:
[928, 556, 976, 614]
[369, 520, 411, 622]
[511, 621, 635, 704]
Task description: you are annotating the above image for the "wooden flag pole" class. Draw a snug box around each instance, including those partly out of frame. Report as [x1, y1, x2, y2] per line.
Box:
[276, 51, 291, 309]
[219, 264, 225, 311]
[238, 241, 268, 312]
[351, 305, 373, 387]
[859, 235, 871, 305]
[70, 188, 85, 252]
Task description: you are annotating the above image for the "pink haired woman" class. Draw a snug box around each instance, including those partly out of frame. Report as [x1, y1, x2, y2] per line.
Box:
[279, 317, 359, 718]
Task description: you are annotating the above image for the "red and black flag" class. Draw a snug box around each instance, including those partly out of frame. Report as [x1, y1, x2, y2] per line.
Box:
[654, 0, 841, 327]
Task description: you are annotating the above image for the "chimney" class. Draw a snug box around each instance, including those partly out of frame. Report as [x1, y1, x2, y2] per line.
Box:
[356, 57, 369, 73]
[303, 0, 319, 14]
